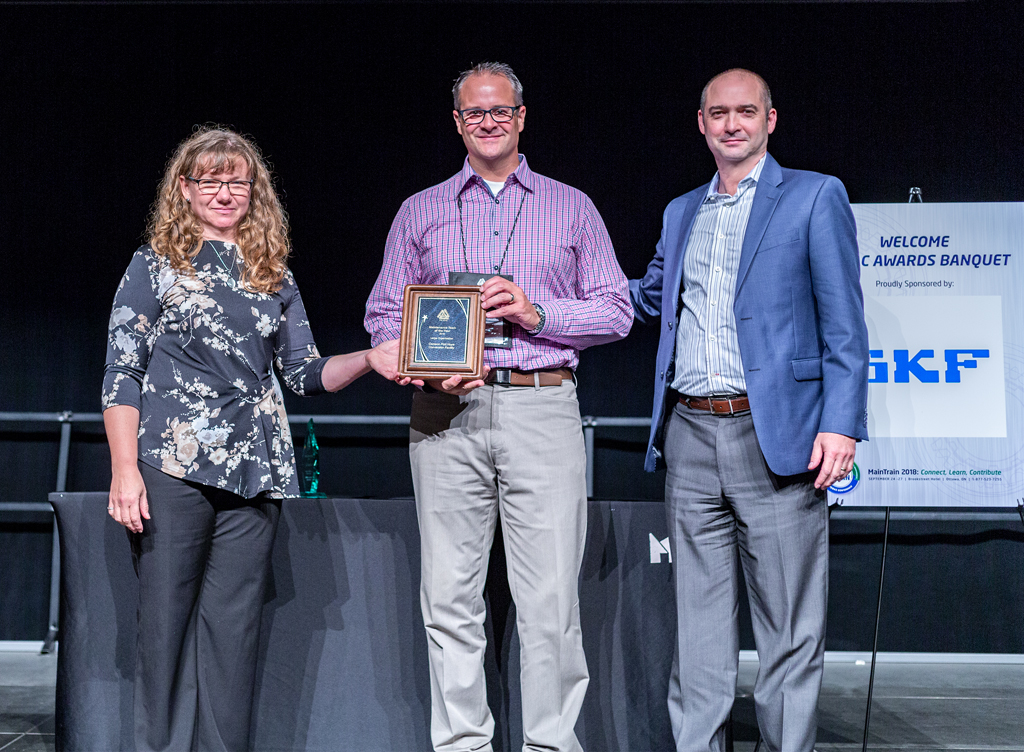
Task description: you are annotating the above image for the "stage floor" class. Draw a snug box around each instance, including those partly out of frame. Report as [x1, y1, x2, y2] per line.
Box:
[2, 651, 1020, 752]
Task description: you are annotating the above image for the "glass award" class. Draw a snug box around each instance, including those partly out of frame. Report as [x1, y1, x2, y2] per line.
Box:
[300, 418, 326, 498]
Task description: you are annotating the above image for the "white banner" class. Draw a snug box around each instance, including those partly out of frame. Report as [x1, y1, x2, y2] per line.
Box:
[829, 203, 1024, 507]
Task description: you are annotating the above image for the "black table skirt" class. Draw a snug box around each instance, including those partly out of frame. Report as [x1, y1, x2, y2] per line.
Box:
[50, 494, 675, 751]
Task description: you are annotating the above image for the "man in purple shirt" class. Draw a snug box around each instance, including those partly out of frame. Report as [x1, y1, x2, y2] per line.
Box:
[365, 62, 632, 752]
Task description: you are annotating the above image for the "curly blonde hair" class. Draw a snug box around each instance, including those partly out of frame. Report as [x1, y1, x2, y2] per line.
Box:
[146, 126, 290, 294]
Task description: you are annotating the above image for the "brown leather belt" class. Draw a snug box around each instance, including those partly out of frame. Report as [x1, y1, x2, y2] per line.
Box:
[679, 394, 750, 414]
[486, 367, 573, 387]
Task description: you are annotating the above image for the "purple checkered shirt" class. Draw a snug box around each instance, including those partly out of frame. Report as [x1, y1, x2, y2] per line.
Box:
[365, 155, 632, 370]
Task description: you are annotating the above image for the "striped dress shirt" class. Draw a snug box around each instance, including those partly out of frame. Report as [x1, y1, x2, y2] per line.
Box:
[365, 155, 632, 371]
[671, 155, 766, 397]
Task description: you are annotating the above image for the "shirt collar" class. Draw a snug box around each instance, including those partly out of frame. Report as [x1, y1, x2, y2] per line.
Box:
[705, 153, 767, 201]
[457, 154, 535, 196]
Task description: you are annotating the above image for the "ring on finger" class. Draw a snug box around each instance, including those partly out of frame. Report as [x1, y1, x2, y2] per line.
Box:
[509, 293, 515, 304]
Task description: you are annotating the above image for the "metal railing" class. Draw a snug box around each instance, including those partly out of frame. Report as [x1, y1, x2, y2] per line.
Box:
[0, 411, 95, 652]
[0, 409, 654, 652]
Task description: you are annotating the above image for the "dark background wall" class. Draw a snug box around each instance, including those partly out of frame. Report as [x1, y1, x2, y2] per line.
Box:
[3, 0, 1023, 641]
[4, 0, 1021, 422]
[4, 0, 1022, 498]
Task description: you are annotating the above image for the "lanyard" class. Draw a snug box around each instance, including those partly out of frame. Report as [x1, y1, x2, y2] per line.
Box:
[456, 184, 528, 275]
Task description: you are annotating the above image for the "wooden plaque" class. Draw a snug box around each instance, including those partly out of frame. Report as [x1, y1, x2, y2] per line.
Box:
[398, 285, 486, 381]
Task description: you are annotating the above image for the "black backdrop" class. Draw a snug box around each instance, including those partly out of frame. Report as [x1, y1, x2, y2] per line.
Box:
[3, 0, 1022, 424]
[3, 0, 1024, 638]
[8, 0, 1024, 528]
[6, 0, 1024, 639]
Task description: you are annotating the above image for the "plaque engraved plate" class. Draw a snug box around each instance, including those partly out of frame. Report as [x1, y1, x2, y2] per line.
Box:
[398, 285, 486, 380]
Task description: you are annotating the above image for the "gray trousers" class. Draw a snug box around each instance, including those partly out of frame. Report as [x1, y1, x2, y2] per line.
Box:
[132, 462, 280, 752]
[663, 403, 828, 752]
[409, 380, 590, 752]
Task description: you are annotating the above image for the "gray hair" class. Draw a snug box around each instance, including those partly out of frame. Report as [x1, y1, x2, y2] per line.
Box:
[700, 69, 773, 118]
[452, 62, 524, 110]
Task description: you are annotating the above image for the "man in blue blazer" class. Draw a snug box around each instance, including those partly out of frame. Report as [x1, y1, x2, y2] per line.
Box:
[630, 69, 869, 752]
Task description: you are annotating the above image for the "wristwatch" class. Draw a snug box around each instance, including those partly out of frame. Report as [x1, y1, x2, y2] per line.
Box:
[527, 304, 546, 336]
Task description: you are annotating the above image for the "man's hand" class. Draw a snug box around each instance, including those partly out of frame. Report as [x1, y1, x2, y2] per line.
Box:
[808, 432, 856, 490]
[480, 276, 540, 331]
[369, 338, 489, 393]
[422, 367, 491, 396]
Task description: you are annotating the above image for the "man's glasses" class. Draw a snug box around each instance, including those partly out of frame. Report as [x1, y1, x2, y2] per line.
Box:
[186, 177, 254, 196]
[457, 105, 522, 125]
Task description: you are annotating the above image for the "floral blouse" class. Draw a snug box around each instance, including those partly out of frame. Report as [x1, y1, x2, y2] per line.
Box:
[102, 241, 327, 499]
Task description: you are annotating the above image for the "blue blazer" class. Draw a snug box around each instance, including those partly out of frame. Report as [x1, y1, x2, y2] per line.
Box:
[630, 154, 869, 476]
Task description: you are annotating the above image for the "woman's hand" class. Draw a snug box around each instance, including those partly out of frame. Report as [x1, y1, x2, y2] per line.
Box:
[323, 340, 413, 391]
[104, 405, 148, 532]
[109, 464, 149, 533]
[366, 339, 414, 385]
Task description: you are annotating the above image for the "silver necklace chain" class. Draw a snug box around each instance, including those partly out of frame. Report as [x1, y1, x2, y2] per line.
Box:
[208, 240, 239, 289]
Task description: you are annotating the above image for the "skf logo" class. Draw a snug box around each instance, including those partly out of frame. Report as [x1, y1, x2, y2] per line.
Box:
[829, 463, 860, 495]
[649, 534, 672, 564]
[868, 349, 989, 383]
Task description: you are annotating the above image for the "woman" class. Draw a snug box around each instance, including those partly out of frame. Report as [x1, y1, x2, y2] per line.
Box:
[103, 126, 400, 751]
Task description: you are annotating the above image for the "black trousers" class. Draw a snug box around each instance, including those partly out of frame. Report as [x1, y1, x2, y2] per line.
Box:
[131, 462, 280, 752]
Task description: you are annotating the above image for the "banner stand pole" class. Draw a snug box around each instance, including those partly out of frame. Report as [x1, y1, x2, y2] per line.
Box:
[862, 183, 919, 749]
[861, 506, 891, 752]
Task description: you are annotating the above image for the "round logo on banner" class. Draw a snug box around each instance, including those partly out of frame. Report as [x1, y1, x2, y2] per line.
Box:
[829, 463, 860, 494]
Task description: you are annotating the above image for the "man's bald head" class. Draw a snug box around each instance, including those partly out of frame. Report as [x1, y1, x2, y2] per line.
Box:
[700, 69, 773, 119]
